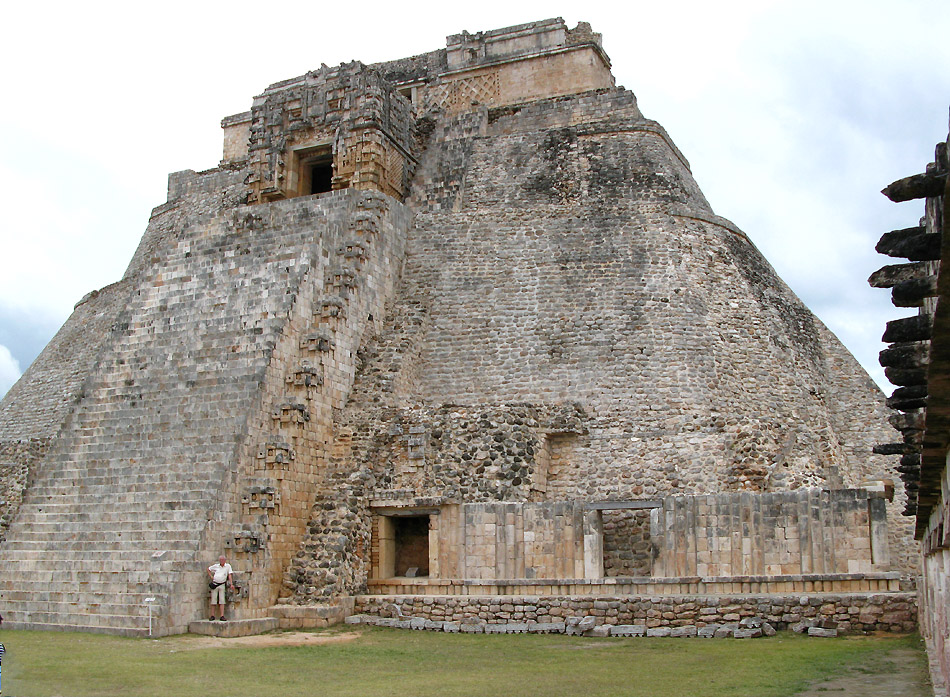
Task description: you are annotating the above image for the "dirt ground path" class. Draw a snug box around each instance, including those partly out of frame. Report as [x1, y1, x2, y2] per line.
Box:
[170, 630, 362, 650]
[793, 647, 935, 697]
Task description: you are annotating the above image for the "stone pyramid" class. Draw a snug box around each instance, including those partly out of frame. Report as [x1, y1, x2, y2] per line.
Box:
[0, 18, 909, 635]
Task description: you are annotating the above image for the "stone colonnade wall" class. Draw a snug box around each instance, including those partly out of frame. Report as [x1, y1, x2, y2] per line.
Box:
[429, 502, 592, 580]
[919, 462, 950, 688]
[355, 592, 917, 634]
[652, 489, 890, 578]
[368, 489, 890, 586]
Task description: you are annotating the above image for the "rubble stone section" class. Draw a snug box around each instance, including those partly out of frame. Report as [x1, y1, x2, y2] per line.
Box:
[354, 591, 917, 634]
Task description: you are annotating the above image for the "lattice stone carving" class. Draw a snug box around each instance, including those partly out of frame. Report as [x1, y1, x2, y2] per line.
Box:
[386, 146, 405, 195]
[424, 72, 500, 112]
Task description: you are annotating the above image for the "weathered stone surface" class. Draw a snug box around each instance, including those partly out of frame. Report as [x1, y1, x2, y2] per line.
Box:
[670, 626, 697, 638]
[807, 627, 838, 638]
[646, 627, 672, 637]
[611, 624, 647, 637]
[566, 615, 597, 636]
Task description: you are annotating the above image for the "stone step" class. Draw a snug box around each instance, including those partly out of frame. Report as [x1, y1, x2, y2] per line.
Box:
[0, 548, 194, 561]
[26, 473, 218, 488]
[0, 563, 180, 579]
[8, 518, 203, 532]
[0, 574, 175, 592]
[1, 536, 200, 551]
[23, 489, 215, 503]
[0, 558, 186, 577]
[17, 506, 204, 525]
[4, 618, 152, 637]
[189, 617, 279, 637]
[1, 587, 168, 606]
[0, 605, 154, 632]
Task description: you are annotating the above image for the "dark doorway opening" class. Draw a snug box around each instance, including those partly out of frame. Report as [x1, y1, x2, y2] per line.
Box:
[295, 146, 334, 196]
[309, 159, 333, 194]
[393, 516, 429, 577]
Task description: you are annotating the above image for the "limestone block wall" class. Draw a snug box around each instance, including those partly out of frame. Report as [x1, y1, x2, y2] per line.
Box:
[652, 489, 890, 578]
[920, 474, 950, 692]
[428, 502, 590, 580]
[282, 84, 914, 604]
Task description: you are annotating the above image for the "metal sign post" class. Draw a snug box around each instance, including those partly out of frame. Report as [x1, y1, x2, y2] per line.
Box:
[144, 597, 156, 636]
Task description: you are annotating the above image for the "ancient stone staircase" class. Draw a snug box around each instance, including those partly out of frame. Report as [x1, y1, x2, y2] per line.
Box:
[0, 461, 210, 634]
[0, 185, 411, 634]
[0, 187, 339, 634]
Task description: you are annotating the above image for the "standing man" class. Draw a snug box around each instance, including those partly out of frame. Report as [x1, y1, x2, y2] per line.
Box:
[207, 555, 235, 621]
[1, 612, 6, 696]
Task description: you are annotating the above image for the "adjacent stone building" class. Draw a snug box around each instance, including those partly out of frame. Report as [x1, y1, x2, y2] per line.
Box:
[0, 18, 915, 636]
[871, 116, 949, 692]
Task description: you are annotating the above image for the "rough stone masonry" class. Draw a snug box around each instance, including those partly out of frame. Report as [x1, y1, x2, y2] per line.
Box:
[0, 18, 915, 636]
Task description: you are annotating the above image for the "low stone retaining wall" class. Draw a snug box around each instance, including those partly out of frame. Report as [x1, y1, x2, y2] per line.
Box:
[355, 591, 917, 634]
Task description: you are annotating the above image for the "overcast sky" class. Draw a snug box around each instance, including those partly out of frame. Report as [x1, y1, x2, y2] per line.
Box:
[1, 0, 948, 399]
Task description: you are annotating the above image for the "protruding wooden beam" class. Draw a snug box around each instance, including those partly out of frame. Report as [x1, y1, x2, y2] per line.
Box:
[889, 410, 925, 431]
[886, 391, 927, 412]
[882, 315, 933, 343]
[876, 227, 940, 260]
[869, 261, 931, 288]
[892, 277, 939, 306]
[879, 341, 930, 369]
[873, 442, 921, 455]
[884, 366, 928, 387]
[882, 172, 948, 202]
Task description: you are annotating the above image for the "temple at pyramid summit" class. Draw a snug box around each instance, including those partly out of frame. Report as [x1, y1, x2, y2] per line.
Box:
[0, 19, 917, 636]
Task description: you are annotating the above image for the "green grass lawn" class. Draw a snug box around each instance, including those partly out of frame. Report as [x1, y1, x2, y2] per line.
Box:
[0, 626, 928, 697]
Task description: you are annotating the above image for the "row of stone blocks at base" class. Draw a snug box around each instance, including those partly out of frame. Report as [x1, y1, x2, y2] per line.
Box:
[366, 573, 904, 597]
[346, 614, 847, 638]
[352, 592, 918, 634]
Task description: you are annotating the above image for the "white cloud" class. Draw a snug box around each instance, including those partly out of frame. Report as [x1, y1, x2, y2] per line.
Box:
[0, 345, 21, 397]
[0, 0, 948, 394]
